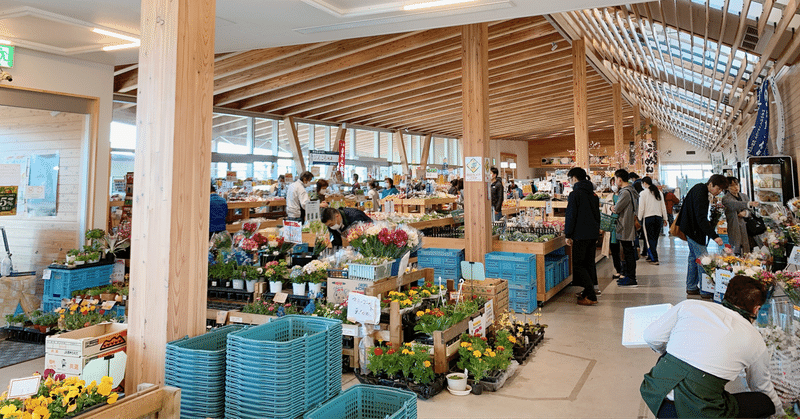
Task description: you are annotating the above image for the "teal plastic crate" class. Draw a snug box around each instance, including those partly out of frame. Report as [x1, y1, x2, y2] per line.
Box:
[303, 384, 417, 419]
[44, 265, 114, 299]
[417, 248, 464, 280]
[485, 252, 536, 287]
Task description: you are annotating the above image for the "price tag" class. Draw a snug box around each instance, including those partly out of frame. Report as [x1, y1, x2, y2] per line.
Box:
[215, 310, 229, 325]
[100, 301, 116, 310]
[42, 269, 51, 280]
[788, 247, 800, 266]
[714, 270, 733, 303]
[347, 292, 380, 325]
[0, 186, 18, 216]
[283, 220, 302, 244]
[7, 376, 41, 400]
[468, 315, 485, 337]
[484, 300, 494, 325]
[545, 201, 553, 215]
[273, 292, 288, 303]
[385, 199, 395, 213]
[229, 316, 243, 324]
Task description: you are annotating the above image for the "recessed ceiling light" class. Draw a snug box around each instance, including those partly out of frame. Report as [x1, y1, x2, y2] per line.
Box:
[403, 0, 478, 11]
[92, 28, 140, 43]
[102, 42, 140, 51]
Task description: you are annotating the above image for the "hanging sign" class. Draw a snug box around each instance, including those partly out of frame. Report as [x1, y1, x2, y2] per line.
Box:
[309, 150, 339, 166]
[347, 292, 380, 325]
[425, 167, 438, 179]
[0, 45, 14, 68]
[0, 186, 17, 216]
[282, 220, 302, 244]
[338, 138, 346, 174]
[464, 156, 482, 182]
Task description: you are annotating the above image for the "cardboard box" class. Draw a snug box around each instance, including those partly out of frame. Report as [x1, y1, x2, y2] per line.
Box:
[326, 277, 374, 304]
[46, 323, 127, 358]
[45, 349, 126, 388]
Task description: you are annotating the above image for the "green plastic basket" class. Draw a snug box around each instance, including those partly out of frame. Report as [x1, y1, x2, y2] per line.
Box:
[303, 384, 417, 419]
[599, 212, 618, 232]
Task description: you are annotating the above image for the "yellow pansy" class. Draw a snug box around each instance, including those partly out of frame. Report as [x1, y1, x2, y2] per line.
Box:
[97, 382, 113, 397]
[107, 393, 119, 404]
[69, 304, 78, 311]
[489, 351, 496, 357]
[473, 350, 481, 358]
[421, 290, 431, 296]
[32, 406, 50, 419]
[401, 349, 410, 355]
[408, 351, 415, 355]
[0, 405, 18, 416]
[404, 342, 412, 347]
[460, 342, 470, 347]
[423, 360, 431, 368]
[416, 311, 424, 317]
[408, 290, 417, 295]
[101, 376, 114, 385]
[507, 336, 516, 344]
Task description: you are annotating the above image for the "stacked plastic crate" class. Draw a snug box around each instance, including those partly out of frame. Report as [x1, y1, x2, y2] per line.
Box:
[165, 324, 245, 419]
[304, 384, 417, 419]
[485, 252, 537, 313]
[42, 265, 115, 312]
[544, 252, 570, 292]
[416, 248, 464, 285]
[225, 316, 342, 419]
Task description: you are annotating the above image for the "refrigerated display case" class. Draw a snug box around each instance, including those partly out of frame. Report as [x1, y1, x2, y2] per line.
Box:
[748, 156, 796, 212]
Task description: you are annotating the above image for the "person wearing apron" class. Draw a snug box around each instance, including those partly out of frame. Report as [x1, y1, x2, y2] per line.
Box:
[640, 276, 782, 418]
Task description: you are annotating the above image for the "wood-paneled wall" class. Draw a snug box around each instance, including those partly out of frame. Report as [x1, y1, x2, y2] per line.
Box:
[0, 106, 85, 272]
[772, 65, 800, 187]
[527, 127, 634, 167]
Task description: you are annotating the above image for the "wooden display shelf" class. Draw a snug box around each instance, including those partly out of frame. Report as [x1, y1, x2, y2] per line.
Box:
[407, 217, 455, 230]
[226, 199, 286, 223]
[227, 218, 283, 233]
[394, 197, 457, 213]
[501, 206, 519, 216]
[544, 275, 572, 302]
[518, 200, 568, 208]
[422, 237, 464, 249]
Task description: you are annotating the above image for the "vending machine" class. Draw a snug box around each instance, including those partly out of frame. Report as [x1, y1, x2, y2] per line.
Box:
[748, 156, 797, 210]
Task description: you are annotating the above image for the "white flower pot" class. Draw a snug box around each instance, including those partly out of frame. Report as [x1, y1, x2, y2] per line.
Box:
[75, 260, 85, 265]
[269, 281, 283, 293]
[245, 279, 257, 293]
[232, 279, 245, 290]
[308, 282, 322, 297]
[447, 372, 467, 391]
[292, 282, 307, 296]
[66, 255, 76, 264]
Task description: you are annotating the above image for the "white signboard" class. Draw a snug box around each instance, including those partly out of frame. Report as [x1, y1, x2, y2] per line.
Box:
[384, 199, 395, 213]
[306, 200, 321, 222]
[309, 150, 340, 166]
[788, 246, 800, 266]
[282, 220, 302, 244]
[622, 303, 673, 348]
[468, 315, 485, 337]
[484, 299, 494, 325]
[347, 292, 381, 325]
[464, 156, 483, 182]
[714, 269, 733, 303]
[111, 260, 125, 283]
[425, 168, 438, 179]
[545, 201, 553, 215]
[0, 164, 20, 186]
[701, 273, 715, 294]
[7, 376, 41, 400]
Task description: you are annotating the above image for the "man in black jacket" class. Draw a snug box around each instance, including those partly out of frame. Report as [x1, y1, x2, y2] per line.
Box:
[490, 167, 504, 221]
[678, 174, 728, 298]
[321, 207, 373, 247]
[565, 167, 601, 305]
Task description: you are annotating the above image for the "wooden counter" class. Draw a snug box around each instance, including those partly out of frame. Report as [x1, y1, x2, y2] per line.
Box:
[492, 236, 572, 303]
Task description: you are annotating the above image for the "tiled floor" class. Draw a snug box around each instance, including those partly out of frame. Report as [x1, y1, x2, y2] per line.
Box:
[0, 235, 699, 418]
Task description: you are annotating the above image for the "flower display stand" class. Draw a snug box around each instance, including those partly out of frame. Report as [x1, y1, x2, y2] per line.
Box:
[75, 383, 180, 419]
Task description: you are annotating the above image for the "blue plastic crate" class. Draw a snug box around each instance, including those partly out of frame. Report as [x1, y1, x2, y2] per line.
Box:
[561, 256, 570, 280]
[484, 252, 537, 287]
[545, 264, 555, 291]
[41, 296, 63, 313]
[548, 247, 567, 256]
[510, 297, 538, 314]
[303, 384, 417, 419]
[417, 248, 464, 280]
[44, 265, 114, 299]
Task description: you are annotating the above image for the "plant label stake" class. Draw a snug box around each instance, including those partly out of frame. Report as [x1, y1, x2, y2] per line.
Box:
[438, 276, 446, 305]
[456, 278, 465, 303]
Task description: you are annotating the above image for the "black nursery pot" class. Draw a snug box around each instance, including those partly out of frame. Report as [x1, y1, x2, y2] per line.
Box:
[471, 382, 483, 395]
[772, 256, 788, 272]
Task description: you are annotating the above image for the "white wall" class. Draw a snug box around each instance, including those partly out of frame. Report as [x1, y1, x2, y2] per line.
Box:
[658, 130, 712, 163]
[490, 140, 531, 179]
[6, 47, 114, 231]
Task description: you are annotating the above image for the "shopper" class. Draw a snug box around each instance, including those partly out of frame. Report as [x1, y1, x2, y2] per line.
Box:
[490, 167, 504, 221]
[351, 173, 360, 194]
[629, 172, 643, 193]
[286, 171, 313, 222]
[368, 180, 380, 212]
[380, 177, 399, 199]
[722, 177, 759, 255]
[608, 183, 624, 280]
[321, 207, 373, 247]
[640, 276, 781, 418]
[638, 177, 669, 265]
[448, 179, 459, 195]
[611, 169, 639, 287]
[678, 174, 728, 297]
[564, 167, 601, 306]
[314, 179, 329, 202]
[507, 180, 523, 200]
[209, 184, 228, 238]
[273, 175, 287, 198]
[663, 188, 680, 227]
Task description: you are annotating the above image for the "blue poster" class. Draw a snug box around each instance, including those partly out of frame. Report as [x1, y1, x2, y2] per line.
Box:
[747, 80, 770, 157]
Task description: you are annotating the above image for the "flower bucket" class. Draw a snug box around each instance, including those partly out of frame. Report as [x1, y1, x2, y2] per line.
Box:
[447, 372, 467, 391]
[309, 282, 322, 296]
[245, 279, 257, 293]
[269, 281, 283, 293]
[772, 256, 788, 272]
[232, 279, 245, 290]
[292, 282, 307, 296]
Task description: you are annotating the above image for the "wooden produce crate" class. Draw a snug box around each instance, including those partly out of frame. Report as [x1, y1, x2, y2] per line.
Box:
[432, 307, 484, 374]
[461, 278, 509, 319]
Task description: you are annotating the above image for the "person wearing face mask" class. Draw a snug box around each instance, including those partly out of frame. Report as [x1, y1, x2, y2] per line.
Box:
[380, 177, 399, 199]
[286, 171, 314, 222]
[273, 175, 287, 198]
[321, 207, 372, 246]
[315, 179, 329, 202]
[640, 276, 781, 418]
[721, 177, 759, 255]
[607, 181, 624, 281]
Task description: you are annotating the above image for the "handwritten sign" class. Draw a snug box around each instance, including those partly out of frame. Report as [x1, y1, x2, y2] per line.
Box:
[468, 315, 485, 337]
[283, 220, 302, 244]
[347, 292, 380, 325]
[215, 310, 229, 325]
[273, 292, 288, 304]
[7, 376, 41, 400]
[0, 186, 17, 215]
[42, 269, 51, 280]
[100, 301, 117, 311]
[788, 246, 800, 267]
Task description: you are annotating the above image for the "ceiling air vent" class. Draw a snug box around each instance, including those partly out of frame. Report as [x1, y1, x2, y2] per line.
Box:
[686, 150, 696, 155]
[741, 25, 759, 52]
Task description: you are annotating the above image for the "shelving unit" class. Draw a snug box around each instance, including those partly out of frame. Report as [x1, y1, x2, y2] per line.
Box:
[492, 236, 571, 303]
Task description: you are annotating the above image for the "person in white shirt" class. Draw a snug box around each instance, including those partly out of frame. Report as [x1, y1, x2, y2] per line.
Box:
[286, 171, 313, 222]
[367, 180, 380, 212]
[640, 276, 782, 418]
[637, 176, 669, 265]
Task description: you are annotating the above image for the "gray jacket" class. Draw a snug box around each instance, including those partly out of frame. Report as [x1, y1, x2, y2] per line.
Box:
[614, 185, 639, 241]
[722, 192, 751, 253]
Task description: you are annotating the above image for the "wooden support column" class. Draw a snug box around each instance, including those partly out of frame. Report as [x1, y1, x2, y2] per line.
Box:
[462, 23, 491, 263]
[419, 134, 433, 173]
[393, 130, 409, 175]
[284, 116, 306, 173]
[612, 83, 624, 161]
[127, 0, 215, 394]
[633, 104, 641, 173]
[572, 38, 589, 170]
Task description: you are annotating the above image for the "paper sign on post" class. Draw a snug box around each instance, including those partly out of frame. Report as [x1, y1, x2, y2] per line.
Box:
[283, 220, 302, 244]
[468, 315, 485, 337]
[306, 200, 321, 222]
[714, 269, 733, 303]
[788, 247, 800, 266]
[484, 300, 494, 325]
[7, 376, 41, 400]
[464, 157, 483, 182]
[347, 293, 381, 325]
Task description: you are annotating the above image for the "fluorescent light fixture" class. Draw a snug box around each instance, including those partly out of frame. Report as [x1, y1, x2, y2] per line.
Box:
[102, 42, 140, 51]
[0, 40, 12, 45]
[403, 0, 477, 11]
[92, 28, 140, 43]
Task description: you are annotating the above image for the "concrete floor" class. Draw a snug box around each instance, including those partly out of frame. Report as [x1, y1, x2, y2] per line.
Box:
[0, 235, 698, 418]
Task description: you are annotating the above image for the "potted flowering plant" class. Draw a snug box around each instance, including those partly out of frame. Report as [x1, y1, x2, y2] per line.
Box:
[242, 298, 299, 317]
[346, 222, 422, 276]
[366, 342, 435, 386]
[75, 254, 89, 265]
[302, 260, 329, 297]
[776, 270, 800, 304]
[264, 260, 288, 293]
[289, 266, 306, 296]
[0, 372, 121, 418]
[66, 249, 79, 264]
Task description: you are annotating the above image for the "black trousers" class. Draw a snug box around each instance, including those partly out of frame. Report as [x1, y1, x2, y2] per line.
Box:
[572, 238, 598, 300]
[609, 241, 623, 274]
[657, 392, 776, 418]
[620, 240, 637, 281]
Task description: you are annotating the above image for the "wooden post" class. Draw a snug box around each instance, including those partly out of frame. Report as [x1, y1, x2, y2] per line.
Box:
[633, 104, 641, 173]
[127, 0, 215, 394]
[462, 23, 492, 264]
[284, 116, 306, 173]
[613, 83, 624, 163]
[393, 130, 409, 175]
[572, 39, 589, 170]
[389, 300, 402, 348]
[419, 134, 433, 174]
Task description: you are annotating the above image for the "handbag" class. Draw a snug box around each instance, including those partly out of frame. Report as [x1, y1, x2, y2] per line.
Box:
[670, 211, 687, 241]
[745, 213, 767, 236]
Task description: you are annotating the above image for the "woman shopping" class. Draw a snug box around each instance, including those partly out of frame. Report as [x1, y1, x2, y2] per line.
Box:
[721, 177, 759, 254]
[638, 177, 669, 265]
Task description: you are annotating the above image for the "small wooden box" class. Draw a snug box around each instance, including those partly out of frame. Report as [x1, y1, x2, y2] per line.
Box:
[462, 278, 509, 318]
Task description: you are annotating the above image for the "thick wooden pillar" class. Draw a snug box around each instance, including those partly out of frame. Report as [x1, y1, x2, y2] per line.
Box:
[419, 134, 433, 173]
[612, 83, 624, 162]
[633, 104, 641, 173]
[127, 0, 215, 394]
[393, 130, 409, 175]
[284, 116, 306, 173]
[573, 39, 589, 170]
[462, 23, 491, 263]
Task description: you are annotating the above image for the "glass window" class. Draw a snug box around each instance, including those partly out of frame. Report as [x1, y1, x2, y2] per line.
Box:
[231, 163, 250, 179]
[254, 118, 275, 156]
[212, 113, 249, 154]
[379, 132, 391, 161]
[211, 162, 227, 178]
[277, 120, 292, 158]
[254, 162, 272, 179]
[111, 102, 137, 150]
[355, 129, 374, 157]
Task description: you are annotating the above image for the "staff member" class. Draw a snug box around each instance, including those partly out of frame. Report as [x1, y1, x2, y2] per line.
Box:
[286, 171, 313, 222]
[380, 178, 399, 199]
[640, 276, 781, 418]
[321, 207, 372, 247]
[209, 184, 228, 238]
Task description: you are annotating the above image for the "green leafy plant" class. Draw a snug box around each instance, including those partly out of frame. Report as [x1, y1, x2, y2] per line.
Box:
[367, 342, 434, 384]
[67, 249, 80, 257]
[262, 260, 288, 282]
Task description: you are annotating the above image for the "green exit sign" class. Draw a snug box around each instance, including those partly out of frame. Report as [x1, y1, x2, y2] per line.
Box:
[0, 45, 14, 68]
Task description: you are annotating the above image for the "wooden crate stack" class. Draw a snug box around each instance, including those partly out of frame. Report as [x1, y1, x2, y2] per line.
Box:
[461, 278, 509, 321]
